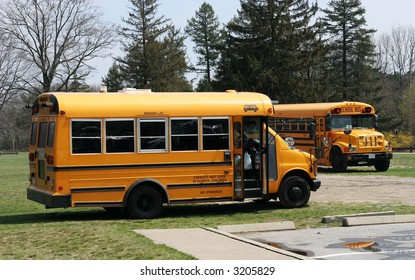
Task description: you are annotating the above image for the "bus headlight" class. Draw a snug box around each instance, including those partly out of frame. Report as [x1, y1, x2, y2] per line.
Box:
[323, 137, 330, 147]
[349, 146, 357, 152]
[284, 137, 295, 147]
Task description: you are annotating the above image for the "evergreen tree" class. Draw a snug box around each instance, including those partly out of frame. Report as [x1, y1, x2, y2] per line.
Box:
[214, 0, 320, 103]
[102, 62, 124, 92]
[185, 2, 222, 91]
[320, 0, 376, 101]
[118, 0, 191, 91]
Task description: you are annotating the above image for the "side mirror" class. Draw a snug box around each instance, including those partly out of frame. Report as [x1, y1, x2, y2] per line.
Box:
[309, 122, 316, 140]
[343, 125, 352, 135]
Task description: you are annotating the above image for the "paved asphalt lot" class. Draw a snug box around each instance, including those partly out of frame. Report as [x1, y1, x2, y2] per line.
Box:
[239, 222, 415, 260]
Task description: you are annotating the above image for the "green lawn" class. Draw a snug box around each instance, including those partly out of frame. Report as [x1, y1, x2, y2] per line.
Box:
[1, 152, 414, 259]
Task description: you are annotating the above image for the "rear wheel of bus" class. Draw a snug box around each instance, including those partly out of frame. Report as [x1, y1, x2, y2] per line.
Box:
[278, 176, 310, 208]
[127, 186, 163, 219]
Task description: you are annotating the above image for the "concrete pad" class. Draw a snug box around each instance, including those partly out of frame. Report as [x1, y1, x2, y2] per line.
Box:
[322, 211, 396, 223]
[216, 221, 295, 233]
[135, 227, 306, 260]
[343, 214, 415, 227]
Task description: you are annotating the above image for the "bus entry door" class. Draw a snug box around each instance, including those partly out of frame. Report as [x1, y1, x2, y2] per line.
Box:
[233, 117, 268, 200]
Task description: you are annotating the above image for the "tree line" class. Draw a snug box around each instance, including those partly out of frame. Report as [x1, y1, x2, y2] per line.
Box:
[0, 0, 414, 150]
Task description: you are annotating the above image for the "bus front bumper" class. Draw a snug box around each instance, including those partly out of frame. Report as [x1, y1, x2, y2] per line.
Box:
[311, 179, 321, 192]
[346, 152, 393, 164]
[27, 186, 71, 208]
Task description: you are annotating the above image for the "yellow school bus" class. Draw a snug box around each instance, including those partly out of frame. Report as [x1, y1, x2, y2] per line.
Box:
[271, 101, 393, 172]
[27, 89, 320, 218]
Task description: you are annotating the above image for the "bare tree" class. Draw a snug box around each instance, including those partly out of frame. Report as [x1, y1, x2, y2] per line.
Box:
[0, 34, 29, 113]
[0, 0, 117, 94]
[377, 26, 415, 88]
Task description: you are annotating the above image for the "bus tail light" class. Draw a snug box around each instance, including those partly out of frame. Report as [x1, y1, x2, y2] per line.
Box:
[29, 152, 35, 162]
[47, 155, 54, 165]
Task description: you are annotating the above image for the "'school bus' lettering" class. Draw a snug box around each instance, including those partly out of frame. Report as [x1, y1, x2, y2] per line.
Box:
[27, 89, 320, 219]
[271, 101, 393, 173]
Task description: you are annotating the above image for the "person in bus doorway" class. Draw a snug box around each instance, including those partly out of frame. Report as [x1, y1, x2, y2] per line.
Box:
[244, 139, 260, 180]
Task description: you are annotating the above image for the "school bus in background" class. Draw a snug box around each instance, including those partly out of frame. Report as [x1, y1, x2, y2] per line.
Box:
[270, 101, 393, 172]
[27, 89, 320, 219]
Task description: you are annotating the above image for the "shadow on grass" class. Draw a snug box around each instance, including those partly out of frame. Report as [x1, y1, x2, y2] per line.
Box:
[0, 200, 290, 225]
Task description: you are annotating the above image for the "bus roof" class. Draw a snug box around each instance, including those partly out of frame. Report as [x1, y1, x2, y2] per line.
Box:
[274, 101, 375, 118]
[34, 90, 274, 118]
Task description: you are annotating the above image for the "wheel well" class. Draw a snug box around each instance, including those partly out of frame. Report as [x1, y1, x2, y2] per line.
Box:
[279, 170, 313, 193]
[124, 179, 169, 206]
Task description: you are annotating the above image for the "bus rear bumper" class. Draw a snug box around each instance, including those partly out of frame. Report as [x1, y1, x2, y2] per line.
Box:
[27, 186, 71, 208]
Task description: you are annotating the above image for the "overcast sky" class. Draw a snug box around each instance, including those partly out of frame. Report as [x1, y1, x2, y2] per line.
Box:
[89, 0, 415, 85]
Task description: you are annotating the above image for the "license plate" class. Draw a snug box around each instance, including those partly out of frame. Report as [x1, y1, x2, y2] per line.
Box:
[369, 154, 376, 159]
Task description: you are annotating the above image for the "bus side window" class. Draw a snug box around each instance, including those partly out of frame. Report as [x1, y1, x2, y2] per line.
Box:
[234, 122, 241, 148]
[202, 118, 229, 150]
[105, 119, 135, 153]
[139, 118, 167, 151]
[171, 118, 199, 151]
[71, 120, 102, 154]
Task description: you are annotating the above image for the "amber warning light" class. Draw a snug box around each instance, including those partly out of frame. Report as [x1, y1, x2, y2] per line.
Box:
[331, 108, 342, 114]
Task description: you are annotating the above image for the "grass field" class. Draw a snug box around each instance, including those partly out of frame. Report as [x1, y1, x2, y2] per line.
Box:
[1, 152, 414, 259]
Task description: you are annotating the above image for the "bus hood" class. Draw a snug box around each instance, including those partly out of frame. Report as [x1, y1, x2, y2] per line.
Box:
[336, 129, 386, 148]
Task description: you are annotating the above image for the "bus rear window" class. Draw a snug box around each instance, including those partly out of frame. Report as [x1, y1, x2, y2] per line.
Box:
[30, 122, 38, 146]
[71, 120, 101, 154]
[38, 122, 48, 148]
[47, 122, 55, 147]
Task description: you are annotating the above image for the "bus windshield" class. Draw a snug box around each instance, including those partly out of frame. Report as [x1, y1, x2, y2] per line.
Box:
[331, 115, 375, 130]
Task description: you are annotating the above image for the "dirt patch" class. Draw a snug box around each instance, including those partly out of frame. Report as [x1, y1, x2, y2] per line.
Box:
[312, 173, 415, 205]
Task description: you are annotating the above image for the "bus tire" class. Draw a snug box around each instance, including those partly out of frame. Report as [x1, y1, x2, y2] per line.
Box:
[279, 176, 310, 208]
[374, 159, 390, 172]
[127, 186, 163, 219]
[331, 148, 347, 172]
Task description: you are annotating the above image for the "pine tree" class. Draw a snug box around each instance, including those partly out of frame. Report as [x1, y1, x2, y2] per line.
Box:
[118, 0, 191, 91]
[320, 0, 376, 101]
[102, 62, 124, 92]
[185, 2, 222, 91]
[214, 0, 320, 103]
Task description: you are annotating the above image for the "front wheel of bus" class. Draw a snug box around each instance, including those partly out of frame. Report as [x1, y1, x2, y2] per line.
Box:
[331, 148, 347, 172]
[127, 186, 163, 219]
[374, 159, 390, 172]
[279, 176, 310, 208]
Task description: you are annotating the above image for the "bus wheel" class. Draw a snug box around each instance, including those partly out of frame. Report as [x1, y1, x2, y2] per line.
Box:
[331, 148, 347, 172]
[279, 176, 310, 208]
[127, 186, 162, 219]
[374, 159, 390, 172]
